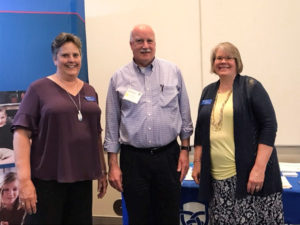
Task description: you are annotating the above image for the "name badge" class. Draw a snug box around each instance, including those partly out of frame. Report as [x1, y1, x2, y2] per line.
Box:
[123, 88, 143, 104]
[85, 96, 96, 101]
[201, 99, 212, 105]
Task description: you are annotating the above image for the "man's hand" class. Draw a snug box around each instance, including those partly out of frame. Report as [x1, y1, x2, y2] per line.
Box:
[177, 150, 189, 182]
[108, 164, 123, 192]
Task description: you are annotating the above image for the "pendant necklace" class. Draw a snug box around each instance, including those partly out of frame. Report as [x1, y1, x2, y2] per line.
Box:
[211, 90, 232, 131]
[66, 91, 82, 122]
[57, 75, 83, 122]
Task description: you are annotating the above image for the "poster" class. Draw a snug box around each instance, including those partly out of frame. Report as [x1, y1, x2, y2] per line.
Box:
[0, 1, 88, 223]
[0, 91, 25, 224]
[0, 0, 88, 91]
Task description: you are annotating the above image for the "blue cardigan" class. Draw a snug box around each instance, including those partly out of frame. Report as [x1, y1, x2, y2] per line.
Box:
[194, 74, 282, 203]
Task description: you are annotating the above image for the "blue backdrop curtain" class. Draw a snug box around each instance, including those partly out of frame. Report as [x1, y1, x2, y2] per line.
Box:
[0, 0, 88, 91]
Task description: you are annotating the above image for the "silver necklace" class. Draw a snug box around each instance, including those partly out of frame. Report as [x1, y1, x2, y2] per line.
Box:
[66, 91, 82, 122]
[56, 75, 83, 122]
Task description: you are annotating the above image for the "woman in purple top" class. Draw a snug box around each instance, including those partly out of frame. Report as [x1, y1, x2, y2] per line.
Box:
[12, 32, 107, 225]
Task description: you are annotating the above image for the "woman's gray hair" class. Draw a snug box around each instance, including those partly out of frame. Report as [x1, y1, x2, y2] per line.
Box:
[51, 32, 82, 59]
[210, 42, 243, 74]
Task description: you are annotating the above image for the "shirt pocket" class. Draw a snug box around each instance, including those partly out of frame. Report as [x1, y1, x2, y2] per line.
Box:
[159, 86, 179, 108]
[118, 87, 140, 116]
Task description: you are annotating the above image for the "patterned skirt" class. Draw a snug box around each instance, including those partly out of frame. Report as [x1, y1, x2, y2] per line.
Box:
[209, 175, 284, 225]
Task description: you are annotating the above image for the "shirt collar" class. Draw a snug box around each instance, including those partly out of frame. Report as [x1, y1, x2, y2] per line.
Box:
[132, 58, 156, 73]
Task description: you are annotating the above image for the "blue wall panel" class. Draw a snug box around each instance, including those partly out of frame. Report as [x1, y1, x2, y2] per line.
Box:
[0, 0, 85, 20]
[0, 0, 88, 91]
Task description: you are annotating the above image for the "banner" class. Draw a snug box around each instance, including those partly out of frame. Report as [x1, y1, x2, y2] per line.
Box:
[0, 0, 88, 91]
[0, 1, 87, 224]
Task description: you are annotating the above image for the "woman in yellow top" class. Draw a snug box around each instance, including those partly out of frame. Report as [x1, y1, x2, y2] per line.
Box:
[192, 42, 283, 224]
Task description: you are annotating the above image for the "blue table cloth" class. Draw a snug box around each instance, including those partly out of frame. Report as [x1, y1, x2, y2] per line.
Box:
[282, 172, 300, 224]
[122, 170, 300, 225]
[181, 170, 300, 225]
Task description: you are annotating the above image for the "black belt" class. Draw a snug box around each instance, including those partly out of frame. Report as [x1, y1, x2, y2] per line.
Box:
[121, 139, 177, 155]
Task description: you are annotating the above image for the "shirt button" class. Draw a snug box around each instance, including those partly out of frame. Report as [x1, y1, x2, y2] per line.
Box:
[149, 140, 152, 143]
[148, 127, 152, 130]
[148, 113, 151, 116]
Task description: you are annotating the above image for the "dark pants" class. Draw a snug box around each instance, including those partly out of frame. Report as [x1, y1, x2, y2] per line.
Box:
[24, 179, 92, 225]
[121, 140, 181, 225]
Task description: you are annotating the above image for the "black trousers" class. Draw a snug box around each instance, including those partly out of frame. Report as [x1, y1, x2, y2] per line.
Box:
[24, 179, 92, 225]
[121, 140, 181, 225]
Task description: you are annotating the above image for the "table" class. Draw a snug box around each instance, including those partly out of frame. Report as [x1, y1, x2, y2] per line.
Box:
[122, 171, 300, 225]
[282, 173, 300, 224]
[180, 179, 208, 225]
[181, 171, 300, 225]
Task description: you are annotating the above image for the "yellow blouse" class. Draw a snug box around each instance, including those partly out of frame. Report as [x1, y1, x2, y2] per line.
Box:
[210, 91, 236, 180]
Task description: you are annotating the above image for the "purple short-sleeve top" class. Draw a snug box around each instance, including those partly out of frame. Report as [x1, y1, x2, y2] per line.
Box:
[12, 78, 102, 183]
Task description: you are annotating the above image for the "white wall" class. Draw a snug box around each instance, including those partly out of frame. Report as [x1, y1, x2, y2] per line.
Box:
[200, 0, 300, 146]
[85, 0, 300, 217]
[85, 0, 201, 126]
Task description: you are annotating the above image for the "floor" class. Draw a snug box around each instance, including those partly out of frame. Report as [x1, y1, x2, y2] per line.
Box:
[93, 216, 122, 225]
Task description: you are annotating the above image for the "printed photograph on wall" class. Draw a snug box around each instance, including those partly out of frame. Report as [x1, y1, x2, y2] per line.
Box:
[0, 91, 26, 225]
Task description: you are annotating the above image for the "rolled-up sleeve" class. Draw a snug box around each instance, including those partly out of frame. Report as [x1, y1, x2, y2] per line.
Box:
[104, 77, 121, 153]
[177, 69, 193, 140]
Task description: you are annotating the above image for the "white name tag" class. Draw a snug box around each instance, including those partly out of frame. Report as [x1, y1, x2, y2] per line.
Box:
[123, 88, 143, 104]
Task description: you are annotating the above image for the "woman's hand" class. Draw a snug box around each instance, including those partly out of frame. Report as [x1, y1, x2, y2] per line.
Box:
[247, 144, 273, 194]
[192, 161, 201, 184]
[192, 145, 203, 184]
[13, 129, 36, 213]
[247, 165, 265, 194]
[18, 179, 37, 215]
[97, 172, 108, 199]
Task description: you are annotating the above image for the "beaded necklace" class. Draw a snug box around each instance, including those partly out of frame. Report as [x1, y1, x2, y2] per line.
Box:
[211, 90, 232, 131]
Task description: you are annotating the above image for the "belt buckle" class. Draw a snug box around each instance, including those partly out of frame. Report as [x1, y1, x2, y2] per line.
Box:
[150, 147, 159, 155]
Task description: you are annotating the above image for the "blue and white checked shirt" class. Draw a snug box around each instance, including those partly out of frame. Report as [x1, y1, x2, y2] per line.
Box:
[104, 58, 193, 153]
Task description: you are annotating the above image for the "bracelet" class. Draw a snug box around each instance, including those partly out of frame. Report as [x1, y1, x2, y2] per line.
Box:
[101, 170, 108, 175]
[193, 160, 201, 164]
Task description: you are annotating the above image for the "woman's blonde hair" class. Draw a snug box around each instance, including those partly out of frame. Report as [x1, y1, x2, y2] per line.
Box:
[210, 42, 243, 74]
[0, 172, 21, 209]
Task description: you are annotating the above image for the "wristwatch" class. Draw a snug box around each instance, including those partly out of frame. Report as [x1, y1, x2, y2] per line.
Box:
[180, 145, 191, 151]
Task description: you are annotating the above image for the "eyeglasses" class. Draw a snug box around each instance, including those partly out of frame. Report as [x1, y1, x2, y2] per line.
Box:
[134, 38, 154, 45]
[215, 56, 235, 61]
